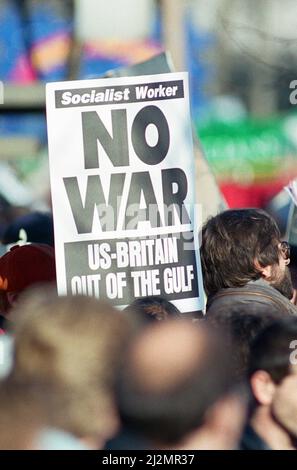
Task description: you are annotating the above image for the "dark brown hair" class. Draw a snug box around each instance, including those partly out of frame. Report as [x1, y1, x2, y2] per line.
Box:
[207, 308, 284, 380]
[200, 209, 281, 297]
[249, 317, 297, 384]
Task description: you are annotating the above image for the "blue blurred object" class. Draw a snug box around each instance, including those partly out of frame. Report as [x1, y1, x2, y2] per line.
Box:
[185, 15, 215, 119]
[26, 0, 73, 81]
[0, 113, 47, 145]
[152, 11, 215, 119]
[0, 0, 34, 82]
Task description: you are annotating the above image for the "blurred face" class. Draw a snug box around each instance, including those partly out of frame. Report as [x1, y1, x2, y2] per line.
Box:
[272, 365, 297, 437]
[269, 242, 293, 300]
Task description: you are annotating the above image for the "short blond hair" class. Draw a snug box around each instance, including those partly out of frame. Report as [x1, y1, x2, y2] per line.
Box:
[11, 288, 130, 439]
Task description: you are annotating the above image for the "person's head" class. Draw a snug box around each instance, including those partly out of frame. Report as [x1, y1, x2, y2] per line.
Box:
[0, 243, 56, 316]
[1, 211, 54, 247]
[207, 307, 284, 380]
[10, 288, 130, 447]
[116, 320, 246, 449]
[248, 318, 297, 440]
[124, 296, 181, 324]
[200, 208, 293, 299]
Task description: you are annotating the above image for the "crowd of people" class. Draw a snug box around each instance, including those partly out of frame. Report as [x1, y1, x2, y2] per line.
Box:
[0, 208, 297, 450]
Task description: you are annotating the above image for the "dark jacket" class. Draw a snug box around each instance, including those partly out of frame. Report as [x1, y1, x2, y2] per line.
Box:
[206, 279, 297, 317]
[240, 425, 271, 450]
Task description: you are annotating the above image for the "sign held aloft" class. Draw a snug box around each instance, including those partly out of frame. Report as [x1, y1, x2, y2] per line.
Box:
[46, 72, 204, 313]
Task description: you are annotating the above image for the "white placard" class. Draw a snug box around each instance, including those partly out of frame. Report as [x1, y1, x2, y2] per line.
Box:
[46, 72, 204, 313]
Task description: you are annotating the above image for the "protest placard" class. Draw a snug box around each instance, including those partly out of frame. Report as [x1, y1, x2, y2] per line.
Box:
[46, 72, 204, 313]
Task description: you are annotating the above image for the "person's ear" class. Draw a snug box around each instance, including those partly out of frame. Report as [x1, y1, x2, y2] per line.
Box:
[254, 260, 273, 280]
[250, 370, 276, 406]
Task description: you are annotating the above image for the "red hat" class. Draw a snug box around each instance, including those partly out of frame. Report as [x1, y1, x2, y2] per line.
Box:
[0, 244, 56, 293]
